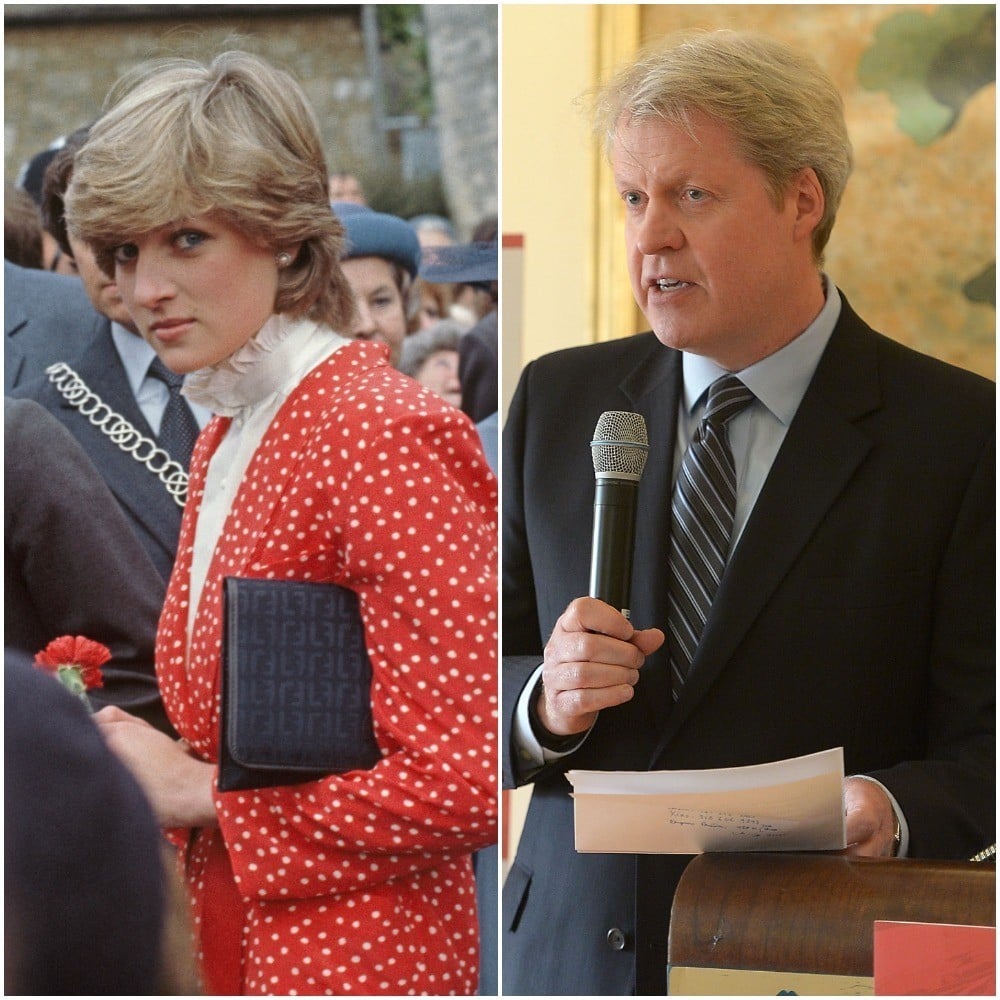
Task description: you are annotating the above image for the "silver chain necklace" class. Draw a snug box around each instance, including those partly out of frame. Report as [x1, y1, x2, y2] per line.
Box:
[45, 361, 189, 508]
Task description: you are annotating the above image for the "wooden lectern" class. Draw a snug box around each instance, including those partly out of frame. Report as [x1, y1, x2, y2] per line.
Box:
[667, 853, 995, 995]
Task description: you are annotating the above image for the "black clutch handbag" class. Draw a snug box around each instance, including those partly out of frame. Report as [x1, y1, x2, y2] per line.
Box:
[217, 577, 382, 792]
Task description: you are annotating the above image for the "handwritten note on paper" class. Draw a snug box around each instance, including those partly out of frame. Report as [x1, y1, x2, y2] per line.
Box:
[567, 747, 846, 854]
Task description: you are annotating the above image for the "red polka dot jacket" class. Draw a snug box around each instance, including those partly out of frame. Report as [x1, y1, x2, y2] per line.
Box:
[157, 340, 498, 995]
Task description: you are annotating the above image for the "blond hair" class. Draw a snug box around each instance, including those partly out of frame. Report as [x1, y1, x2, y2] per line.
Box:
[66, 50, 353, 329]
[590, 30, 853, 264]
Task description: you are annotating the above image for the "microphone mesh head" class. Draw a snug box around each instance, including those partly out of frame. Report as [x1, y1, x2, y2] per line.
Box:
[591, 411, 649, 480]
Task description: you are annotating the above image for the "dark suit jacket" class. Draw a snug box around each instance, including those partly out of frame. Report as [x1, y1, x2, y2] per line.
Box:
[459, 309, 498, 423]
[4, 259, 104, 391]
[10, 321, 183, 582]
[501, 293, 995, 995]
[4, 398, 173, 734]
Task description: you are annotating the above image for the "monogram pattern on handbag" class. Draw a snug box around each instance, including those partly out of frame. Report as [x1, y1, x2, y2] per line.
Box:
[219, 577, 382, 791]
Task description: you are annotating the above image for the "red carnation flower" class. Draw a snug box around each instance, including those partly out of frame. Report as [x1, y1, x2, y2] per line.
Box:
[34, 635, 110, 707]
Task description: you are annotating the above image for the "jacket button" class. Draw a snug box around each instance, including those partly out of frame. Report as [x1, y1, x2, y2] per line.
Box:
[606, 927, 627, 951]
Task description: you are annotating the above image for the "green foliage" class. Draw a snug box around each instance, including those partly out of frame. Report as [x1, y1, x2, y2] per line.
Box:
[377, 5, 422, 46]
[377, 4, 433, 121]
[361, 164, 448, 221]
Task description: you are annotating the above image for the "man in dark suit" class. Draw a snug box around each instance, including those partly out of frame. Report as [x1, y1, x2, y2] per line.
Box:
[501, 30, 994, 995]
[10, 304, 194, 583]
[5, 398, 173, 734]
[4, 259, 103, 391]
[9, 133, 209, 582]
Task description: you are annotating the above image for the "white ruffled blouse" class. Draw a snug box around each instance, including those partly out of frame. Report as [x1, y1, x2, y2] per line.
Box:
[181, 313, 350, 635]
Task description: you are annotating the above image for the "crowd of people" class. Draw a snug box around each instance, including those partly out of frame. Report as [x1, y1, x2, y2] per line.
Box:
[5, 49, 498, 996]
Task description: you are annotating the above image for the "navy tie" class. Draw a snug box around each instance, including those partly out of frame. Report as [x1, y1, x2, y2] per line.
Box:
[147, 356, 200, 470]
[667, 375, 755, 700]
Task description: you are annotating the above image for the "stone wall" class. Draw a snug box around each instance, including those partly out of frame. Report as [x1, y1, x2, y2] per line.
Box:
[4, 7, 379, 190]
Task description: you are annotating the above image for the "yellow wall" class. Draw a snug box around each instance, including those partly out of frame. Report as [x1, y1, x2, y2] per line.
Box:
[501, 5, 652, 391]
[501, 5, 597, 384]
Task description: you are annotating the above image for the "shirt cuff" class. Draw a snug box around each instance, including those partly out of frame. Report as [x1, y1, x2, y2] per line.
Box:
[512, 663, 591, 767]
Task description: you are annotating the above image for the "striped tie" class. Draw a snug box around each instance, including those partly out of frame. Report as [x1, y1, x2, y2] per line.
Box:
[667, 375, 755, 699]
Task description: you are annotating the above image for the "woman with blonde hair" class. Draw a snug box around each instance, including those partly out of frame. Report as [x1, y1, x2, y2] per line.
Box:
[67, 50, 497, 996]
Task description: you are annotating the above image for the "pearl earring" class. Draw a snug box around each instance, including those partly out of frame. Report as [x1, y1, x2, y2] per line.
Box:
[275, 251, 293, 268]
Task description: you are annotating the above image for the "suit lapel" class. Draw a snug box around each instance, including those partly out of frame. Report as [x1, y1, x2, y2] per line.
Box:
[64, 332, 184, 561]
[617, 338, 683, 729]
[4, 283, 28, 389]
[5, 344, 25, 391]
[67, 327, 156, 434]
[649, 302, 883, 758]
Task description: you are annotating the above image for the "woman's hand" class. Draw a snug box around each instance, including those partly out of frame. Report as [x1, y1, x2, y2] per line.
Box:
[94, 705, 218, 829]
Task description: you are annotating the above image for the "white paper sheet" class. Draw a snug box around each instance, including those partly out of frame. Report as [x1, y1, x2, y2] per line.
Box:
[567, 747, 847, 854]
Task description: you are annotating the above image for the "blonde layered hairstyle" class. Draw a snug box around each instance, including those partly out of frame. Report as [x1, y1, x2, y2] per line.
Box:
[590, 30, 854, 265]
[65, 50, 354, 330]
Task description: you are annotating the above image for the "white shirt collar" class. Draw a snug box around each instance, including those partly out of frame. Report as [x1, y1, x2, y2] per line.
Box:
[181, 313, 350, 418]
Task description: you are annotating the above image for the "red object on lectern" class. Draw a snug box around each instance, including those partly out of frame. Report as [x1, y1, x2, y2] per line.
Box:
[874, 920, 996, 996]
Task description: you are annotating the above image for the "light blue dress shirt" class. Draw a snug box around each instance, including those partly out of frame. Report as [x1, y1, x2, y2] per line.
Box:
[110, 323, 213, 433]
[678, 277, 839, 547]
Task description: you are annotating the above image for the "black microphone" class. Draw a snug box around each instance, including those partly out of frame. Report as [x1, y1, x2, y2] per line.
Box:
[589, 411, 649, 620]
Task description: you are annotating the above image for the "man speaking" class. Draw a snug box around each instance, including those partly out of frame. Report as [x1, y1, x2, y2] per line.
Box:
[501, 29, 994, 996]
